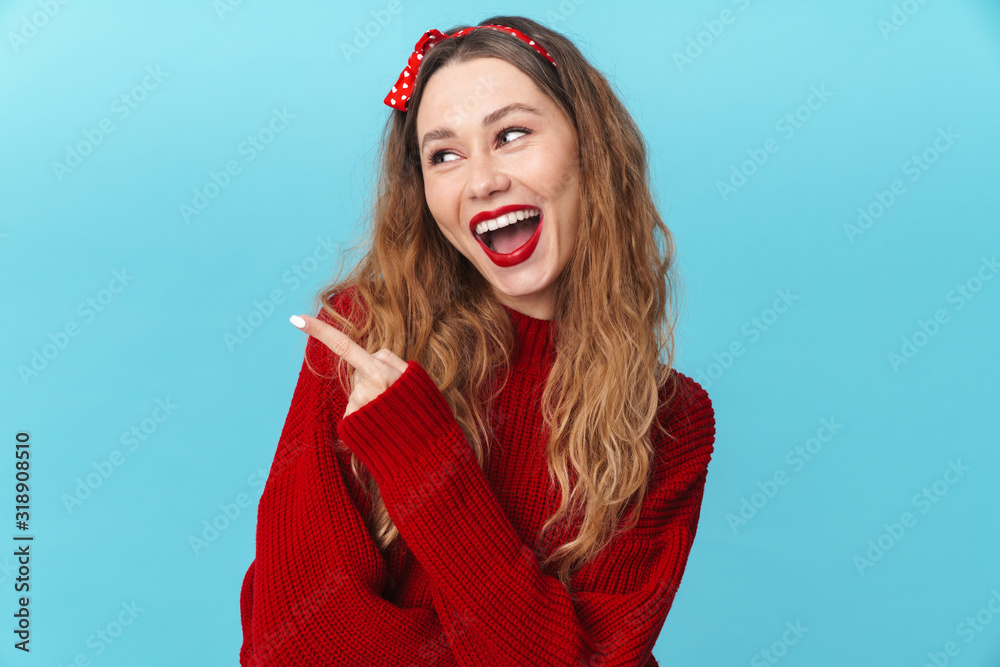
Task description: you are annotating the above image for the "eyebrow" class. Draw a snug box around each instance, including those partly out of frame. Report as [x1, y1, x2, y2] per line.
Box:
[420, 102, 543, 153]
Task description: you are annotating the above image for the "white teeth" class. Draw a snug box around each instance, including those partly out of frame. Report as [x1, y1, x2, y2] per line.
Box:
[474, 208, 540, 236]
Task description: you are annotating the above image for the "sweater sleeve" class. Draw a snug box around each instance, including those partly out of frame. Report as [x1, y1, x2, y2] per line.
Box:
[239, 306, 464, 666]
[336, 363, 716, 667]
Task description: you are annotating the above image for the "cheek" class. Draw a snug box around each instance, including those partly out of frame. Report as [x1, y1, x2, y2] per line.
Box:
[423, 189, 445, 225]
[531, 153, 578, 203]
[428, 209, 461, 249]
[423, 178, 453, 214]
[519, 153, 550, 185]
[424, 182, 464, 232]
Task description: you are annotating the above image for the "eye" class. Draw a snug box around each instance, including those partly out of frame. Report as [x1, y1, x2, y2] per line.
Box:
[427, 126, 532, 166]
[428, 149, 457, 166]
[497, 126, 529, 146]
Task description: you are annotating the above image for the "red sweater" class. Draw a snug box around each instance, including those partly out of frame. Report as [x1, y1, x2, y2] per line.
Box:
[239, 292, 716, 666]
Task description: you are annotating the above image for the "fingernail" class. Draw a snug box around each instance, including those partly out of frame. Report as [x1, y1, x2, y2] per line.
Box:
[289, 315, 306, 329]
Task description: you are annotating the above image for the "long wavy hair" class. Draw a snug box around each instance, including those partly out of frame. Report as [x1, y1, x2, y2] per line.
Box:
[308, 15, 682, 595]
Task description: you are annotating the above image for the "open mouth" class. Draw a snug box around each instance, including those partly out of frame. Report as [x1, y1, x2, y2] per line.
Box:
[476, 212, 542, 254]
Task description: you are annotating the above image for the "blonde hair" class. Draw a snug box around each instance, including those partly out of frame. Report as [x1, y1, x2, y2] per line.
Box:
[309, 15, 682, 596]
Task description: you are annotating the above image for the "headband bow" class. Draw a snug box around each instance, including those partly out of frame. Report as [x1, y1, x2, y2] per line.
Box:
[384, 25, 558, 112]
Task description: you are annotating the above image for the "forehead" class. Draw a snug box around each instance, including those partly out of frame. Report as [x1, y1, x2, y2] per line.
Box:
[416, 57, 548, 133]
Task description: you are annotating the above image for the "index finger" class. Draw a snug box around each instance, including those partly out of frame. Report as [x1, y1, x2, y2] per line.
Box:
[291, 314, 374, 375]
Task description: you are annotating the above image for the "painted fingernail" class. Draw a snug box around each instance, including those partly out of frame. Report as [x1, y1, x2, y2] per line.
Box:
[289, 315, 306, 329]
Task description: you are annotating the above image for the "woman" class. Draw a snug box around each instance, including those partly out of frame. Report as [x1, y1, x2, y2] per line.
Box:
[240, 15, 715, 667]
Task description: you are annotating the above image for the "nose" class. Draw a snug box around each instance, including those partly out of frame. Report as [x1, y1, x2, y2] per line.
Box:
[465, 150, 510, 200]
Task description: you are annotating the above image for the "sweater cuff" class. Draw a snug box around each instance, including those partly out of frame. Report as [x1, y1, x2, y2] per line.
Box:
[336, 360, 472, 487]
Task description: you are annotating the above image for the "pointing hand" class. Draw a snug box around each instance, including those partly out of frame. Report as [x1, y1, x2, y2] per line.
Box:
[290, 314, 408, 420]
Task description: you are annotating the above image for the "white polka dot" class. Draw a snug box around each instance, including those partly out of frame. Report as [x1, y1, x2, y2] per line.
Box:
[392, 86, 397, 92]
[402, 95, 407, 100]
[416, 54, 422, 60]
[402, 83, 407, 88]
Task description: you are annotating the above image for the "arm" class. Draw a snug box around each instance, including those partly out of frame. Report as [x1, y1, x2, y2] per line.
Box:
[240, 306, 462, 666]
[337, 362, 716, 667]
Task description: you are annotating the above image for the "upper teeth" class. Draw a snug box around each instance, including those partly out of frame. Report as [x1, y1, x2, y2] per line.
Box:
[474, 208, 540, 236]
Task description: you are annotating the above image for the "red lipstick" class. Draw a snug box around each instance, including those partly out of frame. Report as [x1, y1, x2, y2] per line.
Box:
[468, 204, 539, 236]
[468, 204, 543, 268]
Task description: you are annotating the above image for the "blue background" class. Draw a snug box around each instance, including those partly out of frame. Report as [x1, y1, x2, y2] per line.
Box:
[1, 1, 998, 665]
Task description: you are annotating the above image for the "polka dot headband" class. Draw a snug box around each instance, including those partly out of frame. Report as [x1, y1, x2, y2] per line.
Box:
[384, 25, 558, 112]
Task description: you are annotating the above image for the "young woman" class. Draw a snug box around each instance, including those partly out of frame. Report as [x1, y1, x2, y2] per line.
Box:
[240, 15, 715, 667]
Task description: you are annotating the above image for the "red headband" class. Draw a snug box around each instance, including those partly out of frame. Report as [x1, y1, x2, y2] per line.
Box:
[384, 25, 558, 112]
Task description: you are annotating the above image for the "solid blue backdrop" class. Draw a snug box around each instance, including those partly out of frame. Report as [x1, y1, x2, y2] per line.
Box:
[1, 1, 998, 665]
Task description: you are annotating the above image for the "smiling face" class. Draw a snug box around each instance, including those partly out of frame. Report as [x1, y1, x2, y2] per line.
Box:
[416, 56, 581, 321]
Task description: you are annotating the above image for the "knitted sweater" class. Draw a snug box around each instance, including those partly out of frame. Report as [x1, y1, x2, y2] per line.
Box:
[239, 290, 716, 666]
